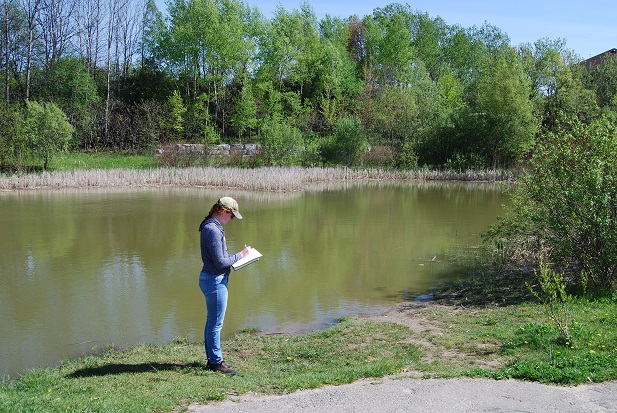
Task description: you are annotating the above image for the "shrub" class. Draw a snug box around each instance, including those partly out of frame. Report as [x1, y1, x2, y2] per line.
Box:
[333, 116, 368, 167]
[487, 114, 617, 292]
[364, 145, 393, 168]
[25, 101, 74, 170]
[258, 119, 304, 166]
[395, 140, 418, 169]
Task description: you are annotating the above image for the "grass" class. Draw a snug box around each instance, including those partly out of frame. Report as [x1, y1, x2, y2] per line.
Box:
[0, 319, 420, 413]
[413, 299, 617, 384]
[53, 152, 158, 171]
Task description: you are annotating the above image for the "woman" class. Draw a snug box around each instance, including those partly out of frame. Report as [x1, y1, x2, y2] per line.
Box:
[198, 196, 251, 375]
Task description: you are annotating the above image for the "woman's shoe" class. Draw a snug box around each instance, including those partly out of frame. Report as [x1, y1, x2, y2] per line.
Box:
[206, 361, 236, 376]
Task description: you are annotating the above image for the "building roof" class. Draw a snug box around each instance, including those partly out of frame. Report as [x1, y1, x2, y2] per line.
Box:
[583, 48, 617, 67]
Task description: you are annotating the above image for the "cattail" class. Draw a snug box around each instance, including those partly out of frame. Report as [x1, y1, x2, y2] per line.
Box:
[0, 167, 516, 192]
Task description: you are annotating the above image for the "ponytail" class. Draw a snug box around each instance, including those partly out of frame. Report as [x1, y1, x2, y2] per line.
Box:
[198, 203, 227, 231]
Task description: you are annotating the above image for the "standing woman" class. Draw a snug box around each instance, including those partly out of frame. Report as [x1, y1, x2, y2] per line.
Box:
[198, 197, 251, 375]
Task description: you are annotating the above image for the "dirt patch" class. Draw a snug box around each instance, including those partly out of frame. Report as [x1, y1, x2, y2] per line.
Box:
[359, 302, 441, 345]
[358, 301, 507, 371]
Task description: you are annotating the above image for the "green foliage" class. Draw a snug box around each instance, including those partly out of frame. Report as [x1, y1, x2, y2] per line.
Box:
[164, 90, 186, 141]
[583, 54, 617, 111]
[131, 100, 168, 151]
[488, 113, 617, 291]
[0, 102, 73, 172]
[368, 84, 419, 150]
[185, 94, 220, 145]
[258, 118, 304, 166]
[370, 8, 414, 85]
[395, 140, 419, 169]
[4, 0, 616, 166]
[25, 101, 75, 170]
[0, 105, 27, 172]
[231, 78, 258, 139]
[528, 259, 579, 339]
[33, 57, 99, 113]
[332, 116, 368, 167]
[472, 46, 538, 168]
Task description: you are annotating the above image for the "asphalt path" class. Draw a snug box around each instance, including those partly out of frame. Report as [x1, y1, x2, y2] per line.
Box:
[189, 376, 617, 413]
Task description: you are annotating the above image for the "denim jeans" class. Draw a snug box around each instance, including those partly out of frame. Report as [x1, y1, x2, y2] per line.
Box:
[199, 271, 229, 364]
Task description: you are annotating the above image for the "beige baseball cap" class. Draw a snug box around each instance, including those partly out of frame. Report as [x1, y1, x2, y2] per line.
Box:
[218, 197, 242, 219]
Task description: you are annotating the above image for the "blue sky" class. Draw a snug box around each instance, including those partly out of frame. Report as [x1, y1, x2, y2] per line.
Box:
[157, 0, 616, 59]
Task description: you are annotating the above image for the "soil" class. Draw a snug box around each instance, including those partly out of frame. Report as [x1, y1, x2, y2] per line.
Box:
[358, 301, 506, 371]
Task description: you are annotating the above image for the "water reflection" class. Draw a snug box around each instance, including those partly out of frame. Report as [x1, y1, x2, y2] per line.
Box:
[0, 182, 508, 376]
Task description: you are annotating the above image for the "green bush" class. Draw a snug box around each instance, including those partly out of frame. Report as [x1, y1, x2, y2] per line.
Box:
[25, 101, 74, 170]
[333, 116, 368, 167]
[487, 114, 617, 291]
[258, 119, 304, 166]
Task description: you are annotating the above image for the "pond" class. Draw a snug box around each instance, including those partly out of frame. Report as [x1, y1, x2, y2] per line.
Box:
[0, 181, 509, 377]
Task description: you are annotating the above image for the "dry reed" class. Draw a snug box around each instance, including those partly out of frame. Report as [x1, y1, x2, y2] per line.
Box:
[0, 167, 516, 192]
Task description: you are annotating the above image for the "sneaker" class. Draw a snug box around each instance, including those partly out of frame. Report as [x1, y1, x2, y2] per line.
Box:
[206, 361, 236, 376]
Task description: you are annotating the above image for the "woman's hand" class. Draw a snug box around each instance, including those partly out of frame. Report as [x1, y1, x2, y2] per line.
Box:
[240, 246, 252, 257]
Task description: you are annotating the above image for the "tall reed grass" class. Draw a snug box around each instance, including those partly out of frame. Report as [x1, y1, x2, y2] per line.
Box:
[0, 167, 517, 192]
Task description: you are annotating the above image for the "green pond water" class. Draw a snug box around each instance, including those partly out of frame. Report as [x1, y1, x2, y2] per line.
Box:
[0, 181, 509, 376]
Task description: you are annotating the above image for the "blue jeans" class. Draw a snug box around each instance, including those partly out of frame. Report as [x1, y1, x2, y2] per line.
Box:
[199, 271, 229, 364]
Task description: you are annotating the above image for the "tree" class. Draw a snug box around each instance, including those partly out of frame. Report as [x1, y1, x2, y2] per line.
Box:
[0, 103, 27, 170]
[140, 0, 164, 68]
[440, 24, 488, 89]
[75, 0, 105, 71]
[367, 5, 414, 86]
[185, 92, 219, 144]
[20, 0, 42, 100]
[369, 84, 417, 148]
[315, 15, 360, 129]
[25, 100, 73, 170]
[230, 74, 257, 139]
[3, 0, 29, 105]
[518, 38, 594, 131]
[164, 89, 186, 141]
[256, 3, 320, 94]
[472, 46, 538, 168]
[29, 57, 99, 149]
[38, 0, 77, 66]
[408, 12, 448, 80]
[583, 53, 617, 112]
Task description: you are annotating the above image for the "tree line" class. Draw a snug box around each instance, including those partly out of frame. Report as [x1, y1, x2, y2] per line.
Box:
[1, 0, 616, 171]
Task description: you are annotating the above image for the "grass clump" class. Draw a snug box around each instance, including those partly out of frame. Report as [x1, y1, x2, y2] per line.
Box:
[496, 296, 617, 384]
[416, 254, 617, 385]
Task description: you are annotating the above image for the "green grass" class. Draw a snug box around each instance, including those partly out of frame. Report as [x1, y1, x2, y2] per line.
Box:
[0, 318, 420, 413]
[2, 294, 616, 412]
[412, 298, 617, 384]
[53, 152, 158, 171]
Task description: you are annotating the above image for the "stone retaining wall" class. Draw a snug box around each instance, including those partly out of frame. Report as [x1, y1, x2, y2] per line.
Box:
[156, 143, 260, 157]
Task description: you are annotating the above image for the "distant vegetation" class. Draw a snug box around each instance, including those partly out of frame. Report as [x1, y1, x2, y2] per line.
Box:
[1, 1, 617, 173]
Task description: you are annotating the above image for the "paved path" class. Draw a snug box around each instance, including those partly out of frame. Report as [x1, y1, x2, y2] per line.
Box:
[189, 376, 617, 413]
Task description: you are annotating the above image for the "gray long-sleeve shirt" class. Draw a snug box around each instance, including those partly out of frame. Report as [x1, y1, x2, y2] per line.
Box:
[200, 217, 241, 275]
